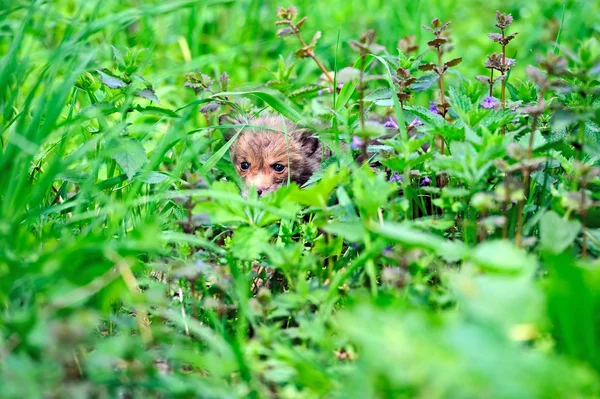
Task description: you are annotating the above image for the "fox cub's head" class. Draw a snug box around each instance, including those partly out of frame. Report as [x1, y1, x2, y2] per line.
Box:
[228, 116, 321, 197]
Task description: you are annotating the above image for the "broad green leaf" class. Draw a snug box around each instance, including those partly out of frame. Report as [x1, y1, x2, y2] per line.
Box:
[322, 221, 365, 243]
[230, 226, 275, 260]
[539, 211, 581, 254]
[106, 138, 147, 179]
[135, 171, 169, 184]
[199, 124, 245, 175]
[471, 241, 536, 275]
[97, 69, 126, 88]
[368, 221, 467, 262]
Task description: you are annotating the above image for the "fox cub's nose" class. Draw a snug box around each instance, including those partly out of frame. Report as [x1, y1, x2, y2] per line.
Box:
[256, 188, 264, 196]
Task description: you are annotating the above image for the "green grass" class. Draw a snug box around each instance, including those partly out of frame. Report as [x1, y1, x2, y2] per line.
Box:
[1, 0, 600, 398]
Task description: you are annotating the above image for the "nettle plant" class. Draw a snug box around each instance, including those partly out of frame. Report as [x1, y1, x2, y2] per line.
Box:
[265, 5, 599, 255]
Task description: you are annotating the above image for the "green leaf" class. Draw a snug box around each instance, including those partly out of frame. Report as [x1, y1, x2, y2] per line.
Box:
[106, 138, 147, 179]
[111, 45, 125, 67]
[410, 74, 438, 92]
[214, 91, 303, 123]
[97, 69, 126, 89]
[471, 241, 536, 275]
[287, 166, 344, 207]
[135, 87, 161, 104]
[368, 221, 466, 262]
[539, 211, 581, 254]
[322, 222, 365, 243]
[230, 226, 274, 260]
[335, 56, 374, 112]
[135, 171, 169, 184]
[199, 124, 245, 175]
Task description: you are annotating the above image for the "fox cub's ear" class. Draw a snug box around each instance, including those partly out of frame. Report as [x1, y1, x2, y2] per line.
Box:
[293, 129, 319, 157]
[218, 114, 246, 142]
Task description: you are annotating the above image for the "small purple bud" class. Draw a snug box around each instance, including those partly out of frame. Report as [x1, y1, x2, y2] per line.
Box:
[383, 116, 399, 129]
[408, 117, 423, 128]
[429, 101, 439, 115]
[389, 171, 403, 183]
[420, 176, 431, 186]
[337, 81, 344, 90]
[350, 136, 364, 150]
[481, 96, 499, 109]
[318, 89, 323, 96]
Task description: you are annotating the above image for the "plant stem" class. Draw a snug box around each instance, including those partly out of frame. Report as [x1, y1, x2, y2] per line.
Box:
[502, 175, 509, 239]
[296, 33, 334, 84]
[437, 48, 446, 155]
[489, 69, 494, 96]
[501, 27, 507, 135]
[515, 114, 538, 247]
[581, 186, 588, 259]
[359, 54, 366, 129]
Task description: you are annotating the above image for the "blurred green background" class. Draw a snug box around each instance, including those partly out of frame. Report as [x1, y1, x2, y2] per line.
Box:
[4, 0, 597, 107]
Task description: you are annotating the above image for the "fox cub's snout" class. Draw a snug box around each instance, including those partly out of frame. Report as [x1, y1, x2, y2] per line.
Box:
[229, 116, 322, 197]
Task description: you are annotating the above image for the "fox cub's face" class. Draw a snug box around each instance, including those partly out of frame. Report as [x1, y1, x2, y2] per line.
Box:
[229, 117, 320, 197]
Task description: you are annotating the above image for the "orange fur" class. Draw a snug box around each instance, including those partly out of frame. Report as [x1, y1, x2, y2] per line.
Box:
[229, 116, 323, 197]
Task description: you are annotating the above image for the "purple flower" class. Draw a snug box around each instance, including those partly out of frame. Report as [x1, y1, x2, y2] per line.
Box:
[318, 89, 323, 96]
[481, 96, 499, 109]
[389, 171, 403, 183]
[337, 81, 344, 90]
[420, 176, 431, 186]
[429, 101, 439, 115]
[383, 116, 399, 129]
[408, 117, 423, 129]
[351, 136, 364, 150]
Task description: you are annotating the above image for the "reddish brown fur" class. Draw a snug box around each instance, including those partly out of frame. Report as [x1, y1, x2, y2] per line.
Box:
[230, 116, 322, 196]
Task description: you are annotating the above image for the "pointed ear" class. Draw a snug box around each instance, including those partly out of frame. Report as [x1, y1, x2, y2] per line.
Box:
[293, 129, 319, 157]
[219, 114, 245, 142]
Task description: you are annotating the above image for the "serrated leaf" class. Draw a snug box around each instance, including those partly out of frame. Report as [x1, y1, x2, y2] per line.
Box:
[133, 105, 178, 118]
[97, 69, 127, 89]
[518, 130, 546, 151]
[111, 46, 125, 67]
[106, 138, 147, 180]
[444, 57, 462, 68]
[418, 63, 436, 72]
[411, 74, 438, 92]
[58, 170, 90, 183]
[135, 88, 161, 104]
[363, 88, 393, 103]
[427, 38, 448, 48]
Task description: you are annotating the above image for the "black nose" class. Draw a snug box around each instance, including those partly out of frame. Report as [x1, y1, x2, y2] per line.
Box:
[256, 188, 263, 196]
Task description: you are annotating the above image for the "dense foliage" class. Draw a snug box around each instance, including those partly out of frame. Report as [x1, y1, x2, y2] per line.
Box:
[1, 0, 600, 398]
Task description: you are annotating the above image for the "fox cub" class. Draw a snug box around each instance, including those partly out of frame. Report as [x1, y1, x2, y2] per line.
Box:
[228, 116, 324, 197]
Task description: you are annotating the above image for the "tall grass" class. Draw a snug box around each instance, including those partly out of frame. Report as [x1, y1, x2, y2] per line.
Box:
[1, 0, 599, 398]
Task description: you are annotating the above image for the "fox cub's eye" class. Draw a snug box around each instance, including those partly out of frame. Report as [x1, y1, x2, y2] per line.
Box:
[272, 163, 285, 173]
[240, 162, 250, 171]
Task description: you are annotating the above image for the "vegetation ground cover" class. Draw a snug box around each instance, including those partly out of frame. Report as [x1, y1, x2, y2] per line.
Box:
[1, 0, 599, 398]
